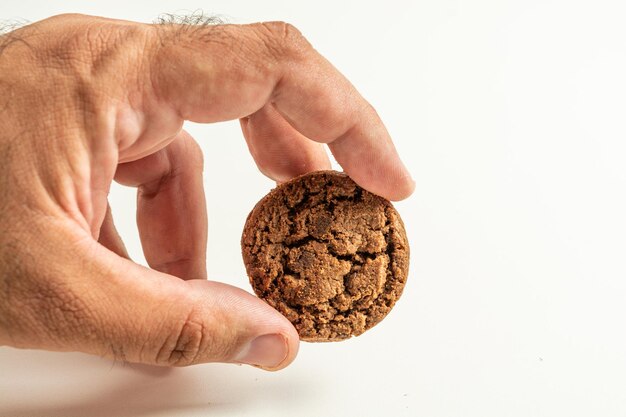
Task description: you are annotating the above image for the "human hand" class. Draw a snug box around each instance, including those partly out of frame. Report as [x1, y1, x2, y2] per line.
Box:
[0, 14, 414, 370]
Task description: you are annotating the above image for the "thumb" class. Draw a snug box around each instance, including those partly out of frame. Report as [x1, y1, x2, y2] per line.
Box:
[38, 238, 299, 370]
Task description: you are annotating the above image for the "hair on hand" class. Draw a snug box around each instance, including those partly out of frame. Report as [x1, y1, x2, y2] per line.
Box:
[0, 18, 30, 58]
[0, 18, 28, 36]
[152, 10, 229, 45]
[154, 10, 225, 27]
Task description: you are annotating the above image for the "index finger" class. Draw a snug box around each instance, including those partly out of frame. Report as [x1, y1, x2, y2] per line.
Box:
[149, 21, 415, 201]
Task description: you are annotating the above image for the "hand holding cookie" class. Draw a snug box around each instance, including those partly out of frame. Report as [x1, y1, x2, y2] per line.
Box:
[0, 14, 413, 370]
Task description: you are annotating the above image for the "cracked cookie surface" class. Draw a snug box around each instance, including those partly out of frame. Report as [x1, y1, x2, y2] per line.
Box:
[241, 170, 409, 342]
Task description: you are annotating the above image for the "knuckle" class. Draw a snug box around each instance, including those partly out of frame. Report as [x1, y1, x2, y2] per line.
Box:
[156, 308, 206, 367]
[252, 21, 310, 60]
[29, 15, 149, 77]
[179, 135, 204, 169]
[78, 24, 148, 70]
[46, 13, 90, 22]
[137, 134, 205, 199]
[261, 21, 301, 40]
[154, 306, 238, 367]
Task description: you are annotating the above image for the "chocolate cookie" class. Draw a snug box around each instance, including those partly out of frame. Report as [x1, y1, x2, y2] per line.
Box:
[241, 170, 409, 342]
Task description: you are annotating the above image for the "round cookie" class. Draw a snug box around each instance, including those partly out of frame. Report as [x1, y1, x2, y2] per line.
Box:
[241, 170, 409, 342]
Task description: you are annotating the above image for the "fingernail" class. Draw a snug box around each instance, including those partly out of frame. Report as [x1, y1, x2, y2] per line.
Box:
[235, 334, 288, 370]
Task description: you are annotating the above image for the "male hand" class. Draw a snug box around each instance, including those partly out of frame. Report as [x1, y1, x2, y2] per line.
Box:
[0, 14, 414, 370]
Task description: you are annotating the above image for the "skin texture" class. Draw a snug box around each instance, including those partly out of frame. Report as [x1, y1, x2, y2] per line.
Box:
[0, 14, 414, 370]
[242, 171, 410, 342]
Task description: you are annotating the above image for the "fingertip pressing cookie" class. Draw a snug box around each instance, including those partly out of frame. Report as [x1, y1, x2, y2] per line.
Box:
[241, 170, 409, 342]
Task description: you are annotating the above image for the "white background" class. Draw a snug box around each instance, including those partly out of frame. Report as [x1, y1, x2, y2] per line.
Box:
[2, 0, 626, 416]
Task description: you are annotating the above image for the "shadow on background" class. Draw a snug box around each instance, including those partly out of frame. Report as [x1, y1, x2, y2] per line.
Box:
[0, 348, 303, 417]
